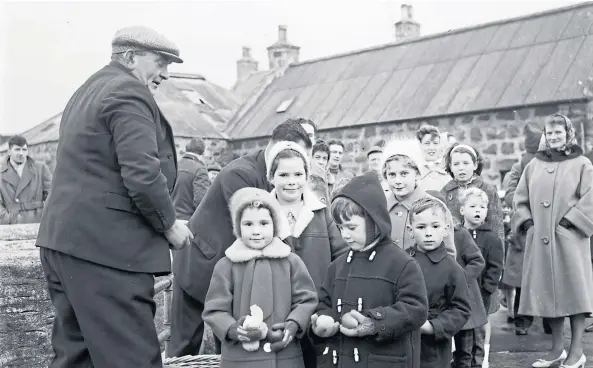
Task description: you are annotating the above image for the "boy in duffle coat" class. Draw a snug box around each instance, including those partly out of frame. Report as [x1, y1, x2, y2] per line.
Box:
[407, 197, 471, 368]
[310, 172, 429, 368]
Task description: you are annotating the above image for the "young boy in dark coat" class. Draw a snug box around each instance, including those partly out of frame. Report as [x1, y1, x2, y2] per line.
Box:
[407, 197, 471, 368]
[311, 171, 429, 368]
[428, 190, 486, 368]
[460, 188, 504, 368]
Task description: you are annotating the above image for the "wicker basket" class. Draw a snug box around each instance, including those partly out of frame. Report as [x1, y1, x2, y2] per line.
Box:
[163, 354, 220, 368]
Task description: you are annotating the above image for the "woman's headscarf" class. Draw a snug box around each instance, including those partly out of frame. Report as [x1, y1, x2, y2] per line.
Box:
[542, 114, 577, 155]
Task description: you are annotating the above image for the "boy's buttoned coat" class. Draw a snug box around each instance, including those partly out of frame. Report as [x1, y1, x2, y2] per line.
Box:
[513, 151, 593, 317]
[409, 246, 471, 368]
[454, 227, 487, 330]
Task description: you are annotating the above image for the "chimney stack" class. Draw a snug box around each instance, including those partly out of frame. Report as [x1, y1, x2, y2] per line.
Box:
[236, 46, 259, 83]
[395, 4, 420, 42]
[267, 25, 300, 69]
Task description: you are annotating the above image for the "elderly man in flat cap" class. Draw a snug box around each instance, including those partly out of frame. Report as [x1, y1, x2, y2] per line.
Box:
[36, 26, 193, 368]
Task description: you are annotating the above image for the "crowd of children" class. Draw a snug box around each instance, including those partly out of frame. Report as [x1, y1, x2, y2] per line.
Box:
[202, 114, 591, 368]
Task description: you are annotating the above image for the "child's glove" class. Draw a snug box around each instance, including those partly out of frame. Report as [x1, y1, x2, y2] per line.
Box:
[263, 321, 299, 352]
[339, 310, 376, 337]
[311, 314, 340, 338]
[227, 318, 266, 343]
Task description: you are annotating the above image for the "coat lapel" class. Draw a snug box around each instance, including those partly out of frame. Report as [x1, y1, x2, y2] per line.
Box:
[15, 161, 35, 198]
[1, 159, 20, 192]
[270, 188, 326, 238]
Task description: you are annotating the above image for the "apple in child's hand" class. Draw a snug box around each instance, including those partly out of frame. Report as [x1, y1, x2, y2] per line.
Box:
[316, 315, 336, 330]
[341, 313, 359, 329]
[267, 329, 285, 343]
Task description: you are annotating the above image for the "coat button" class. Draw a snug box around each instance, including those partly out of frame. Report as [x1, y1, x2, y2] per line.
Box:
[167, 154, 173, 159]
[376, 311, 381, 317]
[381, 325, 386, 331]
[397, 212, 403, 216]
[395, 239, 400, 245]
[542, 236, 550, 244]
[547, 167, 555, 173]
[15, 198, 19, 203]
[542, 200, 551, 208]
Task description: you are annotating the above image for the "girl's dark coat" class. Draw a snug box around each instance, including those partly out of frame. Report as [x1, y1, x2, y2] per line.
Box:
[409, 245, 471, 368]
[453, 227, 487, 330]
[313, 172, 428, 368]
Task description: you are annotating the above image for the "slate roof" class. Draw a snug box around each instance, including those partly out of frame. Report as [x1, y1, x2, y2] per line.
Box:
[232, 69, 277, 103]
[228, 2, 593, 140]
[1, 73, 238, 152]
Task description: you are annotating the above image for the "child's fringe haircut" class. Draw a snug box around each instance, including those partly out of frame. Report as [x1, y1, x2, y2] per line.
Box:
[331, 197, 366, 225]
[409, 196, 448, 223]
[459, 187, 489, 206]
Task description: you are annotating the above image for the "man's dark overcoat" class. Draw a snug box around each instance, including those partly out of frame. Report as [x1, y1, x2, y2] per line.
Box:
[172, 153, 210, 221]
[36, 61, 178, 275]
[173, 149, 270, 302]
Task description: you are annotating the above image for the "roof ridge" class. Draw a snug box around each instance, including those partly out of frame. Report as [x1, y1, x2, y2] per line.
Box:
[292, 1, 593, 67]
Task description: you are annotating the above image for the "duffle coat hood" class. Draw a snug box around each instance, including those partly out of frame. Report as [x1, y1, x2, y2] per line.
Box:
[315, 172, 429, 368]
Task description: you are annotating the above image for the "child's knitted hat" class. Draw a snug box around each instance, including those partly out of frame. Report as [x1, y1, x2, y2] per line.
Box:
[266, 141, 311, 181]
[229, 187, 290, 240]
[380, 138, 426, 178]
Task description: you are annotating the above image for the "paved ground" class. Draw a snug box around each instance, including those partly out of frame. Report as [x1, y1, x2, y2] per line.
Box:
[489, 306, 593, 368]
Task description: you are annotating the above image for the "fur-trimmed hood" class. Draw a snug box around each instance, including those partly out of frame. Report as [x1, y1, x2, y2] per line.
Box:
[224, 237, 292, 263]
[229, 187, 290, 240]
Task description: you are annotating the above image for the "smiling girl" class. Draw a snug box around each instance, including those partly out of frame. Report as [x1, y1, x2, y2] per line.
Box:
[512, 114, 593, 368]
[267, 141, 349, 368]
[380, 139, 457, 257]
[441, 143, 504, 245]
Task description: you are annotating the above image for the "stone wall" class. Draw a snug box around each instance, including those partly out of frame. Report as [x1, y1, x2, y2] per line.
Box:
[0, 224, 170, 367]
[0, 224, 52, 367]
[0, 137, 231, 173]
[231, 102, 593, 188]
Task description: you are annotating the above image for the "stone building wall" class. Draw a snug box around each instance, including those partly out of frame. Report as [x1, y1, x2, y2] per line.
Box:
[231, 102, 593, 188]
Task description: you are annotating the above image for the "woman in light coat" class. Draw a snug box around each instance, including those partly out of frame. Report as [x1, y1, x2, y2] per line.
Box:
[512, 114, 593, 368]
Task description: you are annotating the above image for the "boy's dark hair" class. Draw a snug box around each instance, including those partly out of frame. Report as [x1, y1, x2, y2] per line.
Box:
[331, 196, 366, 225]
[416, 125, 440, 142]
[444, 142, 484, 177]
[312, 141, 330, 157]
[185, 138, 205, 155]
[8, 135, 27, 148]
[271, 119, 312, 149]
[409, 197, 448, 224]
[327, 140, 345, 149]
[296, 118, 317, 133]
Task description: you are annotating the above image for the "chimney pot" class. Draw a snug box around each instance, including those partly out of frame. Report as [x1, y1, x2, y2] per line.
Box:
[278, 25, 287, 42]
[395, 4, 420, 42]
[242, 46, 251, 58]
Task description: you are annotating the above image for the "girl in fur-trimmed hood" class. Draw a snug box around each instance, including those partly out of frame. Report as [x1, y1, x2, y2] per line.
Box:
[203, 187, 318, 368]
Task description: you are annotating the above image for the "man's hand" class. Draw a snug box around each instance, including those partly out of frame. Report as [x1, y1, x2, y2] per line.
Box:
[339, 310, 375, 337]
[165, 219, 193, 250]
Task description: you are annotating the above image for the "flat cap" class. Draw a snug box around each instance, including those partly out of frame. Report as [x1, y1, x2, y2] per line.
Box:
[112, 26, 183, 63]
[207, 163, 222, 172]
[366, 145, 383, 157]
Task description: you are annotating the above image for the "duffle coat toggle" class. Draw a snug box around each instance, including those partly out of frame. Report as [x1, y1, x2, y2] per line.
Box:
[333, 350, 338, 365]
[337, 298, 342, 312]
[354, 347, 360, 362]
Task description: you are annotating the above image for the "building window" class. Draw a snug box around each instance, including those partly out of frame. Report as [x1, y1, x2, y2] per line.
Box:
[276, 98, 295, 113]
[273, 51, 282, 58]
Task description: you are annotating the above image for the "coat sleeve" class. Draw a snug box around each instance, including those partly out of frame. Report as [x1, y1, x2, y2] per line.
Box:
[315, 260, 338, 320]
[0, 194, 9, 225]
[100, 81, 176, 233]
[503, 162, 522, 208]
[481, 234, 504, 294]
[192, 166, 210, 208]
[287, 254, 319, 338]
[219, 168, 258, 205]
[483, 183, 505, 244]
[511, 165, 532, 235]
[563, 161, 593, 238]
[202, 257, 238, 343]
[457, 228, 485, 281]
[41, 163, 52, 201]
[325, 208, 349, 260]
[429, 265, 471, 341]
[367, 260, 428, 342]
